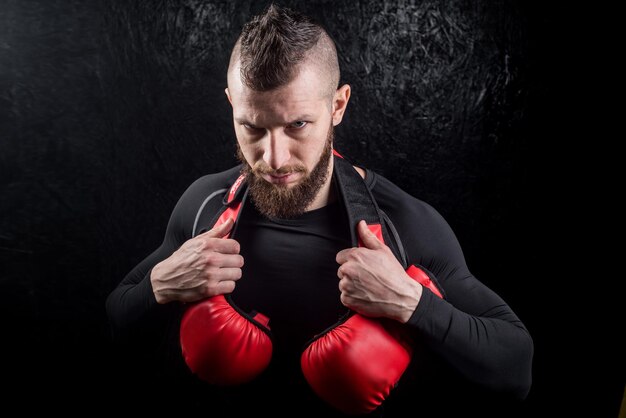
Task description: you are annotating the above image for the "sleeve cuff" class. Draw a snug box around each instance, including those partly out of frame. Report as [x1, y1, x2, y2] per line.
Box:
[136, 268, 159, 312]
[406, 288, 437, 330]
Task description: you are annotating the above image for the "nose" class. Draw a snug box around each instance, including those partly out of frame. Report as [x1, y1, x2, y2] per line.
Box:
[263, 130, 291, 171]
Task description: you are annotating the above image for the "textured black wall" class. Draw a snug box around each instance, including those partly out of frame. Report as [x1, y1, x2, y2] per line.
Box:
[0, 0, 621, 415]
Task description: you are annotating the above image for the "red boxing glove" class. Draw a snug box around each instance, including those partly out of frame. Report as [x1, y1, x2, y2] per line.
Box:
[301, 221, 444, 415]
[180, 295, 272, 385]
[179, 184, 272, 386]
[301, 315, 411, 415]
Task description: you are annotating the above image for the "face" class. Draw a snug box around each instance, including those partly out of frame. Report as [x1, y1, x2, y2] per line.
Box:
[236, 126, 333, 219]
[226, 62, 350, 218]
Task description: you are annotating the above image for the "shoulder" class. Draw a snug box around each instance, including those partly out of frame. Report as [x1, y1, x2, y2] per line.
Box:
[182, 165, 243, 201]
[363, 168, 461, 264]
[167, 165, 243, 240]
[361, 166, 472, 286]
[363, 168, 442, 224]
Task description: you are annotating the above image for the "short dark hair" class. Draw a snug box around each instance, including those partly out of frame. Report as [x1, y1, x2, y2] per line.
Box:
[232, 4, 339, 95]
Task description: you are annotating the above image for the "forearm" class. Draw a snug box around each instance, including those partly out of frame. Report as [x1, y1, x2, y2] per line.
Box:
[106, 172, 233, 345]
[105, 244, 181, 341]
[407, 289, 533, 399]
[106, 269, 160, 337]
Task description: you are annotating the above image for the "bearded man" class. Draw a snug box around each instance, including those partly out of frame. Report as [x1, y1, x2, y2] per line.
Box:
[106, 5, 532, 417]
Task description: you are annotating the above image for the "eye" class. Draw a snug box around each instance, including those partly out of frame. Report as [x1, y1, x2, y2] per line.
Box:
[288, 121, 308, 129]
[242, 123, 263, 133]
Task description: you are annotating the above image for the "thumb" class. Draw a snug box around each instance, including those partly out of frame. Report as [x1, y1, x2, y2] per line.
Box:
[203, 218, 234, 238]
[357, 220, 383, 250]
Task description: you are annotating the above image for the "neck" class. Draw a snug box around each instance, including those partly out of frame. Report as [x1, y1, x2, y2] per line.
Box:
[305, 156, 335, 212]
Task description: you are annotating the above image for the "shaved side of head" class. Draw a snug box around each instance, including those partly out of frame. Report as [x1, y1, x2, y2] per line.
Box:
[227, 4, 340, 99]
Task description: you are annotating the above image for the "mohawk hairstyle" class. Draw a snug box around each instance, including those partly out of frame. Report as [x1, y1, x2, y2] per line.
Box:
[234, 4, 339, 94]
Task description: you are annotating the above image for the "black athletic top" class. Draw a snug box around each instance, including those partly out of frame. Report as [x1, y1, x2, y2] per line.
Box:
[232, 196, 351, 372]
[105, 164, 533, 417]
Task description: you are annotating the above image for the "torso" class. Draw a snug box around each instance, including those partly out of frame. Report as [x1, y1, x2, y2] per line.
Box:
[230, 195, 352, 372]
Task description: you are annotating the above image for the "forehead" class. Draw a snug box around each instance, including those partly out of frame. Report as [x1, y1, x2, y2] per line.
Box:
[228, 65, 328, 121]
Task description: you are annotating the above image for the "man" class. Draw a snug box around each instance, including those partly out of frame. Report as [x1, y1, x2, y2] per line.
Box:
[106, 4, 532, 416]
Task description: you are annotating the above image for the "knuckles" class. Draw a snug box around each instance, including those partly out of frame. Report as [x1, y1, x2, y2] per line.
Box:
[338, 278, 348, 292]
[195, 237, 239, 253]
[340, 293, 352, 307]
[338, 265, 354, 280]
[204, 281, 218, 296]
[348, 248, 368, 263]
[201, 252, 218, 266]
[194, 238, 209, 251]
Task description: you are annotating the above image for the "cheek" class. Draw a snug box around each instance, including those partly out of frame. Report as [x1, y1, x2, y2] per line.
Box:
[236, 138, 261, 164]
[297, 130, 329, 168]
[247, 150, 264, 168]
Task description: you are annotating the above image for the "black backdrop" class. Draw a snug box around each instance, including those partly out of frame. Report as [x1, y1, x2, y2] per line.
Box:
[0, 0, 622, 415]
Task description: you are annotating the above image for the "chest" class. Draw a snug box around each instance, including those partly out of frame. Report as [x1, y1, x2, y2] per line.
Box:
[230, 202, 351, 350]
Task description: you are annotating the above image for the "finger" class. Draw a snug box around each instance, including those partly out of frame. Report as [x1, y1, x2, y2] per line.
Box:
[219, 253, 244, 268]
[337, 264, 350, 280]
[338, 277, 350, 293]
[337, 266, 344, 280]
[213, 280, 236, 295]
[203, 252, 244, 268]
[216, 267, 243, 282]
[340, 292, 352, 308]
[207, 238, 241, 254]
[357, 220, 383, 250]
[336, 248, 352, 265]
[201, 218, 234, 239]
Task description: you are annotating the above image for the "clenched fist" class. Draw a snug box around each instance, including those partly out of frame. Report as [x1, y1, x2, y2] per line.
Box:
[150, 218, 244, 304]
[336, 220, 422, 323]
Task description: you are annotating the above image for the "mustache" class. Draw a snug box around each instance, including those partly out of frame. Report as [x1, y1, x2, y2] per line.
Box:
[252, 163, 307, 176]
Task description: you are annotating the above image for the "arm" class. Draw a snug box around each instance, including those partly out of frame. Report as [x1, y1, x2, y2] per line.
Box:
[104, 179, 197, 342]
[404, 201, 533, 399]
[336, 201, 533, 400]
[105, 175, 242, 342]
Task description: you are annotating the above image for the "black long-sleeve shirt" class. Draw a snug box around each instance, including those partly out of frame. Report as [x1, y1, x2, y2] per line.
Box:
[106, 165, 533, 417]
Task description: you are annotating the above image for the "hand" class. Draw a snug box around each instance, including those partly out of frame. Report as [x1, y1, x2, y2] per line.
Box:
[336, 220, 422, 323]
[150, 218, 244, 304]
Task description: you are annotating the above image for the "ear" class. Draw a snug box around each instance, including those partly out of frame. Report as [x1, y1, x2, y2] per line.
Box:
[225, 87, 232, 106]
[331, 84, 351, 126]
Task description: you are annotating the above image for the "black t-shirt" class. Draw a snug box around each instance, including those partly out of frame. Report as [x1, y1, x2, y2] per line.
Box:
[105, 164, 533, 417]
[232, 196, 351, 369]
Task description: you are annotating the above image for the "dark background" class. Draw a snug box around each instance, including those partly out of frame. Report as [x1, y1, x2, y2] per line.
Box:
[0, 0, 622, 415]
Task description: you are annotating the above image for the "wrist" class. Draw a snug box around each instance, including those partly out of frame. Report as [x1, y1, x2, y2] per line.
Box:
[150, 265, 169, 304]
[396, 279, 422, 323]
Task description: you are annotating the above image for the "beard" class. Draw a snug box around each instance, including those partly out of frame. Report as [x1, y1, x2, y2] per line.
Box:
[237, 125, 334, 219]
